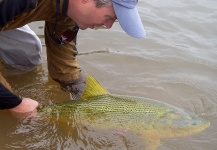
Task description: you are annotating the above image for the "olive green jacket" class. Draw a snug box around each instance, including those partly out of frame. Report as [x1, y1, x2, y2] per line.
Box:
[0, 0, 80, 90]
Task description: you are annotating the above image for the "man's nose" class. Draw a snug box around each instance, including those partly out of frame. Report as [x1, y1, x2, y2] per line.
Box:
[104, 19, 115, 29]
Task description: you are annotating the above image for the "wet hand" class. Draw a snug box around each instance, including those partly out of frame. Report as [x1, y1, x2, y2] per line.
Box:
[9, 98, 39, 118]
[60, 74, 86, 100]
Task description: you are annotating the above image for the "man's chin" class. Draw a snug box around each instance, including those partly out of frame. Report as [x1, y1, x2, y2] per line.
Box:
[78, 25, 95, 30]
[76, 24, 88, 30]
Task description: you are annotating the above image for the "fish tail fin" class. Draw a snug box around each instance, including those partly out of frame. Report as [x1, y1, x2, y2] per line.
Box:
[81, 74, 109, 99]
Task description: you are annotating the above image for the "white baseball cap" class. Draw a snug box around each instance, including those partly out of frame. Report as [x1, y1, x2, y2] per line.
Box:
[112, 0, 146, 38]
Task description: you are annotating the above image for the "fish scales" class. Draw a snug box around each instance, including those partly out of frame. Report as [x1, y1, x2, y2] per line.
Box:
[39, 74, 210, 150]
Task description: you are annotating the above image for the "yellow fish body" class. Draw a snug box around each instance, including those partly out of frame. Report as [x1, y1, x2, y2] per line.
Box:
[39, 75, 210, 150]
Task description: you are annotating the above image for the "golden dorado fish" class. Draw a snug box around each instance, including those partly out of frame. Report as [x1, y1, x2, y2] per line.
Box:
[39, 75, 210, 150]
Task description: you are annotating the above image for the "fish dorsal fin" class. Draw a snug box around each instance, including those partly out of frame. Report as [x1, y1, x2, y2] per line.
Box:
[81, 74, 109, 99]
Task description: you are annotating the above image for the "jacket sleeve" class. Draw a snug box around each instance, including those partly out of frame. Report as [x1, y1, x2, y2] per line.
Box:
[0, 73, 22, 110]
[0, 0, 38, 29]
[0, 83, 22, 110]
[44, 16, 82, 83]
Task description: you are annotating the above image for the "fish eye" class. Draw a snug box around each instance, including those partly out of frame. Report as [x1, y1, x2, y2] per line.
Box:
[192, 122, 197, 126]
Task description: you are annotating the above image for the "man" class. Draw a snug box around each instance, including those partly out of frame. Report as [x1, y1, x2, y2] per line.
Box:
[0, 0, 145, 114]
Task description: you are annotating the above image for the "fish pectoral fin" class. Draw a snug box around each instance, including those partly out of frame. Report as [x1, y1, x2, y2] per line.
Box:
[81, 74, 109, 99]
[59, 122, 72, 133]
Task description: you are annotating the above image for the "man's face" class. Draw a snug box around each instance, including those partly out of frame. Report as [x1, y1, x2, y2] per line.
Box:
[68, 0, 116, 30]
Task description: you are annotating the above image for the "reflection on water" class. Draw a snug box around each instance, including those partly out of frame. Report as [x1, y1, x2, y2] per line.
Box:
[1, 112, 145, 150]
[1, 0, 217, 149]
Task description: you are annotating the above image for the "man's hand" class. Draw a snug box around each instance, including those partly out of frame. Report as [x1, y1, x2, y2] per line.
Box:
[59, 73, 86, 100]
[9, 98, 38, 113]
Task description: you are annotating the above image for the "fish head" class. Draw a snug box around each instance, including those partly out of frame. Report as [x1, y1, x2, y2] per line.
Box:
[155, 108, 210, 138]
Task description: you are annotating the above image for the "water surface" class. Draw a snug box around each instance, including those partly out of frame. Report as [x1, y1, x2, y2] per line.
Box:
[1, 0, 217, 149]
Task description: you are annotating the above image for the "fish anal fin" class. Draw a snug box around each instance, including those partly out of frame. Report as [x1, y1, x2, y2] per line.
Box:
[143, 138, 161, 150]
[81, 74, 109, 99]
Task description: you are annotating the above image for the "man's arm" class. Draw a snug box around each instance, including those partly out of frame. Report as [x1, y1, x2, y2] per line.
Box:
[0, 0, 38, 29]
[45, 17, 86, 99]
[0, 83, 38, 113]
[0, 83, 22, 109]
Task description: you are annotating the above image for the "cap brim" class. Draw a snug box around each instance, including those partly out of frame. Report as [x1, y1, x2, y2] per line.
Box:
[112, 2, 146, 38]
